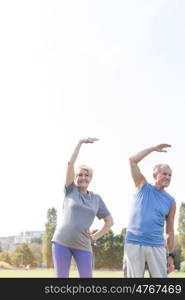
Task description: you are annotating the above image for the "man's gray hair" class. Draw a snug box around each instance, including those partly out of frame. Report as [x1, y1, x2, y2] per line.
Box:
[153, 164, 172, 177]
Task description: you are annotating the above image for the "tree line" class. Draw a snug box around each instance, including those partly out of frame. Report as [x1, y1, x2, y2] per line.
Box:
[0, 204, 185, 271]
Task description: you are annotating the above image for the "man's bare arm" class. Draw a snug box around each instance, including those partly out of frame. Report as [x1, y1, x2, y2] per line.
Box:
[166, 201, 176, 253]
[166, 201, 176, 273]
[129, 144, 171, 190]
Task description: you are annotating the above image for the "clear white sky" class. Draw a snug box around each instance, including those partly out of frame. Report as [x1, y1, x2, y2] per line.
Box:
[0, 0, 185, 237]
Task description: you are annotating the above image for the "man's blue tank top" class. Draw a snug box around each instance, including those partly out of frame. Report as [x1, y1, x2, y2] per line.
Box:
[125, 183, 175, 247]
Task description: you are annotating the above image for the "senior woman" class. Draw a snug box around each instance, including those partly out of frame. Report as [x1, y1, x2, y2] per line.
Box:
[52, 137, 113, 278]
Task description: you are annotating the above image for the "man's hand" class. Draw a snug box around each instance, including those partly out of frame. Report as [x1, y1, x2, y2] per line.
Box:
[154, 144, 171, 152]
[167, 256, 175, 274]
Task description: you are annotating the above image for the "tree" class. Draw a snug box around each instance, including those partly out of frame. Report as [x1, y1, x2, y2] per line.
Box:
[178, 202, 185, 236]
[42, 207, 57, 268]
[30, 237, 43, 244]
[93, 229, 115, 268]
[0, 251, 12, 264]
[29, 243, 42, 267]
[178, 202, 185, 260]
[113, 228, 126, 269]
[11, 243, 36, 267]
[92, 228, 126, 269]
[174, 235, 183, 270]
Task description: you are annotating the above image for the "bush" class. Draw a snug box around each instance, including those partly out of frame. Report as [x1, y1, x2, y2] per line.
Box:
[180, 261, 185, 272]
[0, 251, 12, 264]
[0, 261, 13, 269]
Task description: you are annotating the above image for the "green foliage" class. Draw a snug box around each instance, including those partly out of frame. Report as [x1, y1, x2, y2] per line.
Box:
[30, 237, 43, 244]
[29, 243, 42, 267]
[0, 261, 13, 269]
[42, 207, 57, 268]
[174, 235, 183, 270]
[178, 203, 185, 236]
[178, 202, 185, 261]
[180, 261, 185, 272]
[11, 243, 36, 267]
[92, 228, 126, 269]
[178, 203, 185, 238]
[0, 251, 12, 264]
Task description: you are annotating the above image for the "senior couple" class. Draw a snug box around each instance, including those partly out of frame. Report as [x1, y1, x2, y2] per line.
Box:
[51, 138, 176, 278]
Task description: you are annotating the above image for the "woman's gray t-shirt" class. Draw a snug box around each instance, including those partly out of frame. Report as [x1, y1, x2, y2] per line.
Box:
[52, 182, 111, 252]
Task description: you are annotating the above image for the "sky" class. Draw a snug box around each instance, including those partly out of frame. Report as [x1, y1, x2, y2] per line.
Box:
[0, 0, 185, 237]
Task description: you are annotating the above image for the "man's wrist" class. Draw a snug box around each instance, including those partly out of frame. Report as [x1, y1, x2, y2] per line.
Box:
[152, 146, 157, 152]
[167, 252, 175, 259]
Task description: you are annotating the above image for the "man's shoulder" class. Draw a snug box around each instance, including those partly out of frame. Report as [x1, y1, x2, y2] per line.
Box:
[163, 190, 175, 202]
[138, 182, 151, 191]
[134, 182, 150, 194]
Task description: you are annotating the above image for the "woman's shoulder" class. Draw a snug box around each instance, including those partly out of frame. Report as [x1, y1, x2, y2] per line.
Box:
[64, 181, 78, 194]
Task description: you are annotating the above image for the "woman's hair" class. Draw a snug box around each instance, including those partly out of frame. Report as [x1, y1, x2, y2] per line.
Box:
[77, 165, 93, 178]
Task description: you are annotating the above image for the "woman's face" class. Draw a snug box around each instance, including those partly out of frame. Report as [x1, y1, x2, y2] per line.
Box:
[75, 168, 92, 189]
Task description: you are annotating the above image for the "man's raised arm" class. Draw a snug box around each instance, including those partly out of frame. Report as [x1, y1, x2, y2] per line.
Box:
[129, 144, 171, 190]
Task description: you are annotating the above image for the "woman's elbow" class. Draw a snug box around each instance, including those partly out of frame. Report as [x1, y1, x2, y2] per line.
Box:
[108, 217, 114, 227]
[104, 215, 114, 228]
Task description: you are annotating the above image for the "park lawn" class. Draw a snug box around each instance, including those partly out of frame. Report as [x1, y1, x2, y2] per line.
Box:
[0, 268, 184, 278]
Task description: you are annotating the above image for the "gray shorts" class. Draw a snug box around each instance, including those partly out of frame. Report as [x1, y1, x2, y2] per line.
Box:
[123, 243, 167, 278]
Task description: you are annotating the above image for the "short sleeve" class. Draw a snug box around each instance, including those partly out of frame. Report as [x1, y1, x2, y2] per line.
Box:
[96, 196, 111, 219]
[64, 182, 76, 195]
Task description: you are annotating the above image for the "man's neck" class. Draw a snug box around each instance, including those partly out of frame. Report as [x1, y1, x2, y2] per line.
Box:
[154, 183, 165, 191]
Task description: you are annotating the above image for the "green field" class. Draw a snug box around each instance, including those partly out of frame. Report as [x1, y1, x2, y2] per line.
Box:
[0, 268, 185, 278]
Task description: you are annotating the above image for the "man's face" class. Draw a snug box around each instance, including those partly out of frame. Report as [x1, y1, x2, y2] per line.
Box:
[75, 168, 91, 189]
[154, 165, 172, 188]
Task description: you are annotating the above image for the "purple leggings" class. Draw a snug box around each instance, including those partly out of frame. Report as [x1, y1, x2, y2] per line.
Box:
[52, 242, 93, 278]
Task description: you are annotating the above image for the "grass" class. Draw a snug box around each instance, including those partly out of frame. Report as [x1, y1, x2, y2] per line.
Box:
[0, 268, 184, 278]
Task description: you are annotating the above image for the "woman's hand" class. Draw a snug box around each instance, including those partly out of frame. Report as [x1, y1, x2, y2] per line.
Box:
[87, 230, 97, 241]
[81, 137, 99, 144]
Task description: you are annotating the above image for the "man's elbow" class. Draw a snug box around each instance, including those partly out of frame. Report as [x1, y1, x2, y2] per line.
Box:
[129, 157, 136, 165]
[166, 229, 174, 239]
